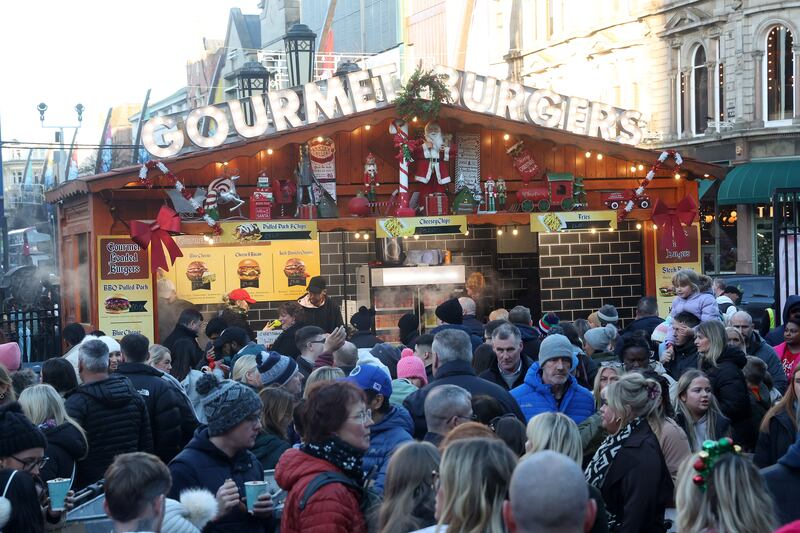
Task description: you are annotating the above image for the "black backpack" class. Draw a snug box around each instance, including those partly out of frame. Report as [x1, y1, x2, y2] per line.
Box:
[298, 471, 382, 515]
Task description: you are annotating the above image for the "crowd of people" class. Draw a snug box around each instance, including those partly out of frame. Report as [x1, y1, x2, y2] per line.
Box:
[0, 270, 799, 532]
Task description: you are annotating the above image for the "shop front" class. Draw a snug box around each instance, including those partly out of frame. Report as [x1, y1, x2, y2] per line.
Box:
[46, 65, 724, 341]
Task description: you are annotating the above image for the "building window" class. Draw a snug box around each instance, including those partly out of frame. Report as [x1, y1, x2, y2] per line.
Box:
[765, 26, 794, 122]
[691, 46, 709, 134]
[701, 204, 737, 274]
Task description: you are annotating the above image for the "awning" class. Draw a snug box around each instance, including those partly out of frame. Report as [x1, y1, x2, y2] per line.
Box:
[718, 160, 800, 205]
[698, 179, 714, 200]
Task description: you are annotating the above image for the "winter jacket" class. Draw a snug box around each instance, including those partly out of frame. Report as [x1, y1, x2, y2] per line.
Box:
[776, 342, 800, 378]
[616, 315, 664, 354]
[157, 297, 194, 342]
[65, 374, 153, 489]
[270, 322, 304, 359]
[218, 307, 256, 341]
[664, 340, 699, 380]
[510, 362, 595, 424]
[389, 378, 419, 407]
[597, 421, 673, 533]
[251, 430, 292, 470]
[162, 324, 206, 372]
[762, 433, 800, 526]
[656, 418, 691, 484]
[701, 346, 752, 448]
[766, 295, 800, 346]
[275, 448, 367, 533]
[39, 422, 87, 484]
[666, 291, 719, 343]
[297, 294, 344, 333]
[363, 405, 414, 494]
[747, 331, 788, 393]
[513, 322, 542, 360]
[429, 324, 483, 352]
[116, 362, 198, 464]
[479, 355, 534, 391]
[755, 410, 798, 468]
[169, 428, 276, 533]
[462, 315, 484, 338]
[674, 411, 731, 452]
[349, 330, 383, 349]
[403, 359, 525, 439]
[716, 295, 738, 323]
[180, 369, 205, 422]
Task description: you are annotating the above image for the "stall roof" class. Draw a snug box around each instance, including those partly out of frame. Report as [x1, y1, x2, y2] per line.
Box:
[46, 103, 726, 204]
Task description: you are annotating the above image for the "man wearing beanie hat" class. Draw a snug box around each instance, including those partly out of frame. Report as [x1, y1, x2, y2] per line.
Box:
[597, 304, 619, 327]
[349, 306, 382, 349]
[398, 313, 420, 348]
[256, 351, 303, 399]
[345, 364, 413, 494]
[510, 334, 595, 424]
[430, 298, 483, 352]
[391, 349, 428, 407]
[537, 312, 560, 336]
[169, 373, 277, 532]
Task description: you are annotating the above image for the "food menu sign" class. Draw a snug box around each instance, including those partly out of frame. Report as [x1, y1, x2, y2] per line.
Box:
[530, 211, 617, 233]
[96, 237, 155, 341]
[376, 216, 467, 238]
[653, 223, 703, 317]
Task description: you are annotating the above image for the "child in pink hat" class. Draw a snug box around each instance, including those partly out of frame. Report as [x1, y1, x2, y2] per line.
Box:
[390, 348, 428, 407]
[0, 342, 21, 373]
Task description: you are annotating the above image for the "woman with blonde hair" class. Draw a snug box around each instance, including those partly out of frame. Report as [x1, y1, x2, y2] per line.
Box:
[18, 384, 88, 483]
[580, 362, 621, 460]
[231, 354, 261, 390]
[676, 444, 775, 533]
[755, 361, 800, 467]
[725, 326, 746, 349]
[674, 369, 731, 452]
[147, 344, 172, 373]
[302, 366, 345, 399]
[377, 441, 440, 533]
[585, 373, 673, 532]
[0, 364, 15, 406]
[252, 387, 297, 469]
[411, 437, 516, 533]
[149, 344, 204, 421]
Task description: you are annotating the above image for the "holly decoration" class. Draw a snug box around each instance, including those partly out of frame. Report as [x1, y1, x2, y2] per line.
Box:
[617, 149, 683, 222]
[691, 437, 741, 492]
[394, 66, 453, 123]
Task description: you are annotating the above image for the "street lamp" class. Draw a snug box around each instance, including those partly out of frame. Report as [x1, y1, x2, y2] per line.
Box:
[235, 60, 271, 125]
[283, 23, 317, 88]
[37, 102, 84, 184]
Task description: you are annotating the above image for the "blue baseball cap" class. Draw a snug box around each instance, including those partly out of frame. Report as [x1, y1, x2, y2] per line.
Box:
[344, 364, 393, 398]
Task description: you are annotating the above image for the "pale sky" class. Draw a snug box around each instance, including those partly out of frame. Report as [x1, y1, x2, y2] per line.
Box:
[0, 0, 257, 155]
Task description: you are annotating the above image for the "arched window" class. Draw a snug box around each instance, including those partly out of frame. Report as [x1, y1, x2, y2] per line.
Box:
[692, 46, 709, 134]
[766, 26, 794, 121]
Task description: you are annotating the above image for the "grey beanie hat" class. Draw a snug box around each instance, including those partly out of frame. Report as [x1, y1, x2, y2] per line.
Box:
[584, 324, 618, 351]
[257, 351, 298, 387]
[538, 334, 575, 366]
[196, 374, 262, 436]
[597, 304, 619, 324]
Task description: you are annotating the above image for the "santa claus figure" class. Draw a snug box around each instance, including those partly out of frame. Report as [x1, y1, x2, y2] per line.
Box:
[412, 122, 457, 193]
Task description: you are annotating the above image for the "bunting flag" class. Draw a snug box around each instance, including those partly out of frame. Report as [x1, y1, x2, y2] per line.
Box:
[66, 150, 79, 180]
[21, 149, 34, 185]
[41, 150, 54, 189]
[96, 107, 113, 174]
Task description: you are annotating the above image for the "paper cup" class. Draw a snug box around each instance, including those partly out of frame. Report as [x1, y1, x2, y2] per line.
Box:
[244, 480, 268, 513]
[47, 478, 71, 511]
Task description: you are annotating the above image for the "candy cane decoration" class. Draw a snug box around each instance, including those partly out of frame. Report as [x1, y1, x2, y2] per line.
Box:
[390, 119, 421, 216]
[617, 149, 683, 222]
[139, 161, 222, 234]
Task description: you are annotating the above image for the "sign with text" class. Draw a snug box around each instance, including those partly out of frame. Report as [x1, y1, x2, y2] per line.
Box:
[217, 220, 318, 243]
[376, 215, 467, 238]
[96, 236, 155, 341]
[653, 223, 703, 317]
[530, 211, 617, 233]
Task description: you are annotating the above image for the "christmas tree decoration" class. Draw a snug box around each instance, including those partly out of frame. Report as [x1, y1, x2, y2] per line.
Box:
[453, 173, 478, 214]
[617, 150, 683, 221]
[394, 65, 453, 123]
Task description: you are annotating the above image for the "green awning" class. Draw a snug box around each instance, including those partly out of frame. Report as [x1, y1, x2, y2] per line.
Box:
[698, 179, 714, 200]
[718, 160, 800, 205]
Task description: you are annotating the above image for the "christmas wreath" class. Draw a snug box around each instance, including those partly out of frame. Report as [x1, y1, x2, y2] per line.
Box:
[394, 66, 453, 123]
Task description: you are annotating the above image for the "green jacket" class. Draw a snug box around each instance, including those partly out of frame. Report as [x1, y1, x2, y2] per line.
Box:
[389, 378, 419, 408]
[250, 430, 291, 470]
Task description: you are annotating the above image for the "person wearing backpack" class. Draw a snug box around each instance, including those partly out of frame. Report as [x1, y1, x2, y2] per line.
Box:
[276, 380, 375, 533]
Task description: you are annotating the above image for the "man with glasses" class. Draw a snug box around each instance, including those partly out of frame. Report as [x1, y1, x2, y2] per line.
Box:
[294, 325, 346, 381]
[163, 307, 207, 371]
[730, 310, 787, 393]
[423, 384, 473, 447]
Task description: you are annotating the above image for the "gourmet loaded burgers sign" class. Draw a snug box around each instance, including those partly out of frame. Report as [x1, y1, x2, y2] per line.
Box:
[97, 237, 155, 341]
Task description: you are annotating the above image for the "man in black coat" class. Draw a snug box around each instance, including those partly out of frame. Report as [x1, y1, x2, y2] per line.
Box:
[762, 433, 800, 526]
[297, 276, 343, 333]
[616, 296, 663, 356]
[162, 308, 206, 372]
[65, 339, 153, 490]
[509, 305, 542, 361]
[117, 333, 198, 464]
[404, 328, 524, 438]
[479, 323, 533, 390]
[662, 311, 701, 380]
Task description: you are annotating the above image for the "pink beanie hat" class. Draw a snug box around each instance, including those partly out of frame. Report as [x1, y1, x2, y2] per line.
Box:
[0, 342, 21, 372]
[396, 348, 427, 385]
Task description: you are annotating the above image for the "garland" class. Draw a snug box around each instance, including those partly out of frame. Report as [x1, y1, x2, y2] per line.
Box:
[617, 149, 683, 222]
[139, 161, 222, 234]
[394, 66, 453, 123]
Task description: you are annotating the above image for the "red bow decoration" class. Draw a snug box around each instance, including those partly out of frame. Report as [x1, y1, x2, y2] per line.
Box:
[651, 196, 697, 253]
[130, 206, 184, 273]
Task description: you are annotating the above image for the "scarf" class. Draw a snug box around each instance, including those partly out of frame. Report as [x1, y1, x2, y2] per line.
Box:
[302, 436, 365, 484]
[585, 418, 643, 530]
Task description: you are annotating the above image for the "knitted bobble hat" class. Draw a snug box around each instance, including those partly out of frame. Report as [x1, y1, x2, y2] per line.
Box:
[396, 348, 428, 385]
[0, 403, 47, 458]
[195, 374, 262, 436]
[257, 351, 298, 388]
[539, 313, 560, 334]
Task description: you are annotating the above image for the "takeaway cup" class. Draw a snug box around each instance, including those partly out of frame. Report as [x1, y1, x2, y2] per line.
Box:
[244, 481, 268, 513]
[47, 478, 71, 511]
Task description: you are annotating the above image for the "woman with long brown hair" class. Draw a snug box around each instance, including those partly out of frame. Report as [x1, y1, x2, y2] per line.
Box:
[755, 361, 800, 467]
[252, 387, 297, 469]
[377, 441, 440, 533]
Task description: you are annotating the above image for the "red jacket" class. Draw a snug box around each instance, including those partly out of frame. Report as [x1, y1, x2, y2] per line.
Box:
[275, 448, 367, 533]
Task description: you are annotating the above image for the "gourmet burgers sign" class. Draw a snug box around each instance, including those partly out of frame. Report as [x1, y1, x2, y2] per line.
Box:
[142, 64, 644, 158]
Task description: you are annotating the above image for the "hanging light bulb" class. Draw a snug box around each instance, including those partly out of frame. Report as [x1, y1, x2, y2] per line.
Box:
[638, 164, 644, 171]
[636, 223, 642, 230]
[413, 235, 420, 240]
[503, 133, 510, 140]
[364, 124, 371, 130]
[585, 151, 592, 158]
[354, 232, 361, 239]
[464, 230, 470, 236]
[412, 116, 418, 122]
[653, 223, 659, 230]
[267, 148, 274, 155]
[497, 228, 503, 236]
[674, 172, 681, 180]
[590, 228, 597, 234]
[596, 153, 603, 160]
[512, 226, 519, 236]
[630, 165, 636, 172]
[607, 227, 614, 232]
[362, 232, 370, 240]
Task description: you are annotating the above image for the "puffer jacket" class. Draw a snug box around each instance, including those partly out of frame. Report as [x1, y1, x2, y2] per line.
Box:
[39, 422, 87, 483]
[169, 428, 275, 533]
[510, 362, 595, 424]
[65, 374, 153, 489]
[363, 405, 414, 494]
[276, 448, 367, 533]
[701, 346, 752, 448]
[666, 291, 719, 344]
[746, 331, 788, 393]
[755, 410, 797, 468]
[762, 429, 800, 526]
[251, 430, 292, 470]
[116, 362, 198, 463]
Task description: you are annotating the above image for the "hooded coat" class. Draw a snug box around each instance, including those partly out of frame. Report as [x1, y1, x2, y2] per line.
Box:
[65, 374, 153, 489]
[251, 430, 292, 470]
[510, 362, 595, 424]
[513, 322, 542, 360]
[665, 290, 719, 344]
[700, 346, 753, 448]
[297, 294, 344, 333]
[755, 410, 798, 468]
[762, 434, 800, 526]
[38, 422, 87, 483]
[766, 295, 800, 346]
[275, 448, 367, 533]
[162, 323, 205, 374]
[664, 340, 700, 380]
[746, 331, 788, 393]
[363, 405, 414, 494]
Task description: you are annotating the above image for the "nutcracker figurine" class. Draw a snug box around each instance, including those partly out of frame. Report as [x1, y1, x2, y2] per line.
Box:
[497, 178, 507, 211]
[364, 152, 379, 213]
[485, 176, 497, 213]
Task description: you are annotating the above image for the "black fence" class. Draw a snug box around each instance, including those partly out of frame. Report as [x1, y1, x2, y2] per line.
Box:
[0, 306, 61, 363]
[773, 188, 800, 326]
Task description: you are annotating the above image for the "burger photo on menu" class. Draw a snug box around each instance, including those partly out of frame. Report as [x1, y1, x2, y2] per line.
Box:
[105, 294, 130, 314]
[283, 258, 309, 287]
[186, 261, 213, 290]
[238, 259, 261, 288]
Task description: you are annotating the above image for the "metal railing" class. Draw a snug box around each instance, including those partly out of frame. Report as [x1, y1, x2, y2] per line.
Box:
[0, 305, 61, 363]
[5, 184, 46, 207]
[257, 50, 377, 89]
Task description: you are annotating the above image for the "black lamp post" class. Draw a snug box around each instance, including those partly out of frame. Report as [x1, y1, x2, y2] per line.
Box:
[236, 60, 271, 125]
[283, 23, 317, 87]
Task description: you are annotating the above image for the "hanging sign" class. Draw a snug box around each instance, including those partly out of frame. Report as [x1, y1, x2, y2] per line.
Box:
[96, 236, 155, 341]
[653, 223, 703, 317]
[376, 216, 467, 238]
[530, 211, 617, 233]
[216, 221, 318, 243]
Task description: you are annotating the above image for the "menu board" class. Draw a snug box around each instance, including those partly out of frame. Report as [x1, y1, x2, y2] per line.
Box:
[96, 236, 155, 340]
[455, 134, 480, 185]
[653, 223, 703, 317]
[161, 232, 321, 304]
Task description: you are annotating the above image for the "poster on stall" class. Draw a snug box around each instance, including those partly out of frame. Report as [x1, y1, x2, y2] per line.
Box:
[376, 215, 467, 237]
[96, 236, 155, 341]
[308, 137, 336, 201]
[653, 223, 703, 317]
[530, 211, 617, 233]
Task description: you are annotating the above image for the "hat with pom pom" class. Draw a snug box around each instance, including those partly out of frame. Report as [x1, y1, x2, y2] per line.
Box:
[162, 488, 219, 533]
[395, 348, 427, 386]
[195, 373, 262, 436]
